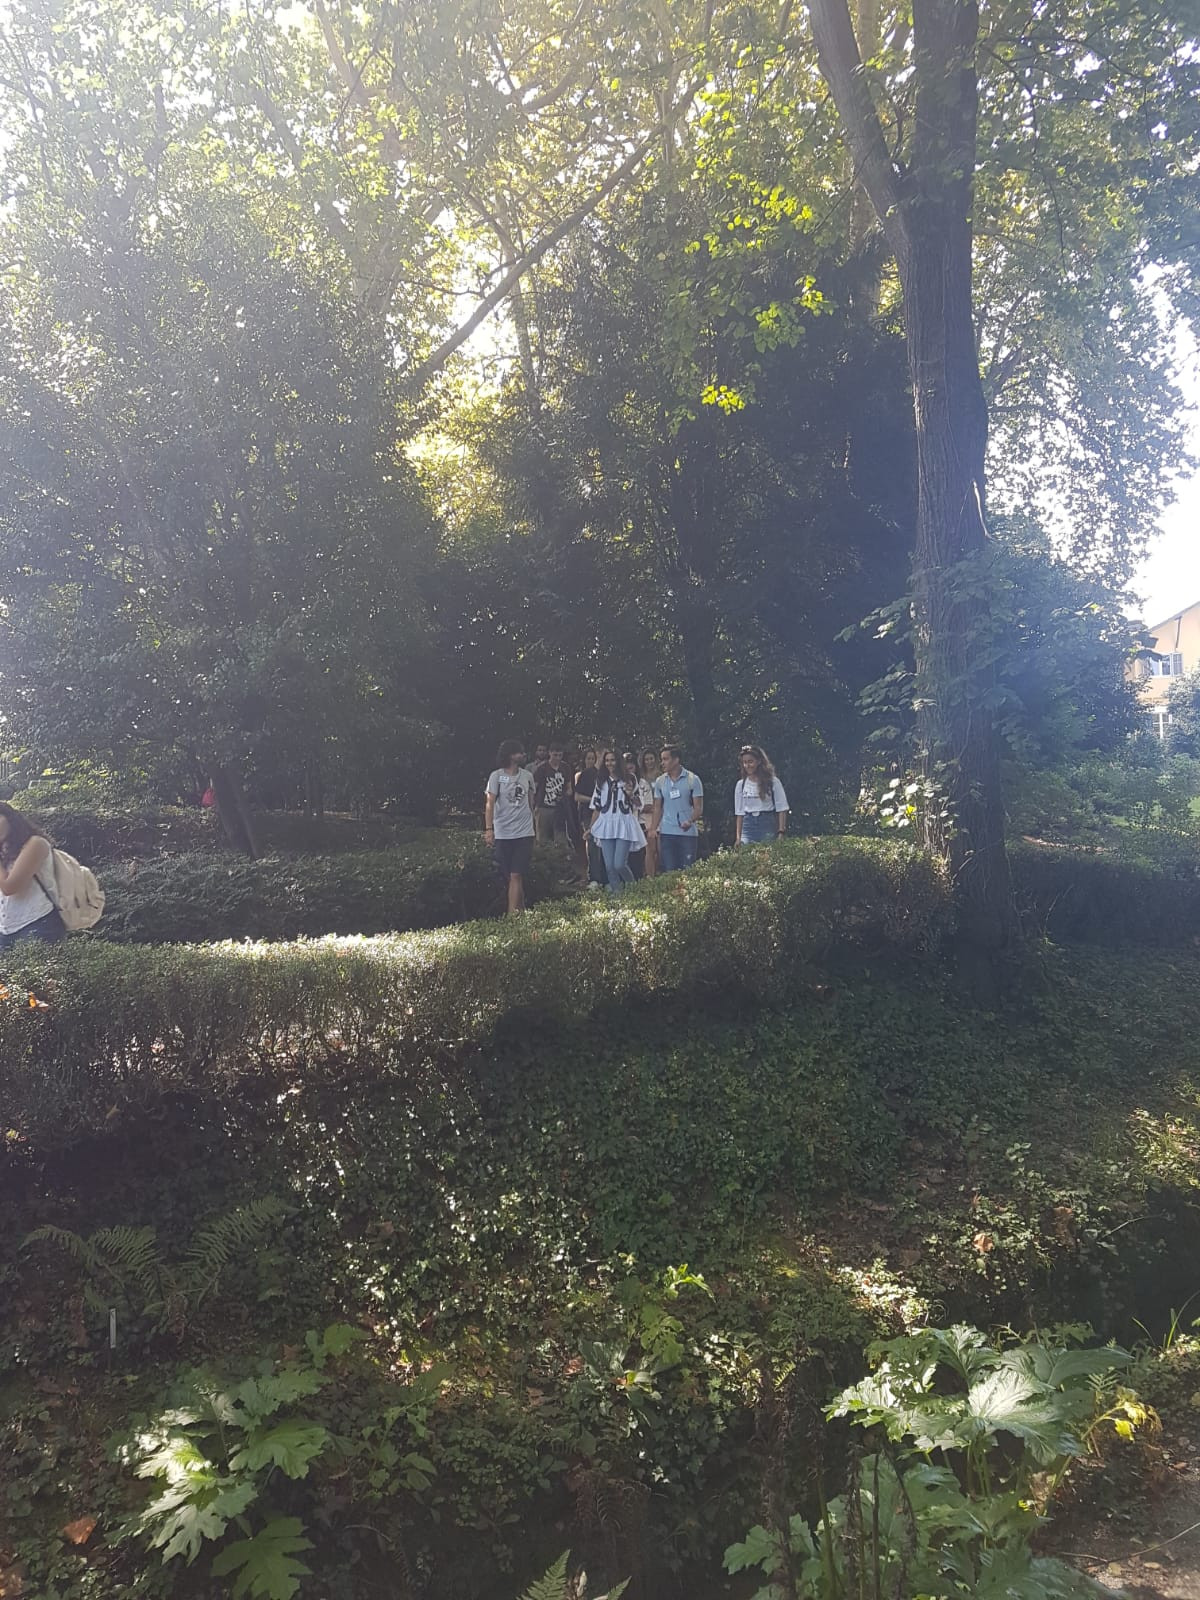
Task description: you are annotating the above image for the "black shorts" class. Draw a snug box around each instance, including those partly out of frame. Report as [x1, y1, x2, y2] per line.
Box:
[493, 834, 534, 878]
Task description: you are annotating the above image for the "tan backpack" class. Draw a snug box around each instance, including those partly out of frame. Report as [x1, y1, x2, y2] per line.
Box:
[37, 847, 105, 931]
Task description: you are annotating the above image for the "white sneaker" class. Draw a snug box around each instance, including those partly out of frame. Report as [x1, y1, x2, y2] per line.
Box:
[587, 881, 601, 892]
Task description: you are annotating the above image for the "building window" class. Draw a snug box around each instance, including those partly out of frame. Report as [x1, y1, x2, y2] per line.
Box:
[1148, 652, 1185, 677]
[1147, 708, 1171, 739]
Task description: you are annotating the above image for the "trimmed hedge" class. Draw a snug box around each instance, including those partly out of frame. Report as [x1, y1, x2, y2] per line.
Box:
[0, 838, 949, 1149]
[9, 803, 427, 863]
[1011, 839, 1200, 947]
[20, 804, 219, 861]
[97, 837, 563, 943]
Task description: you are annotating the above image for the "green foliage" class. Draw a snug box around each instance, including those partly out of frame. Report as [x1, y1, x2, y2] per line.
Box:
[24, 1198, 287, 1342]
[1010, 839, 1200, 946]
[516, 1552, 628, 1600]
[4, 799, 433, 865]
[727, 1326, 1143, 1600]
[96, 838, 563, 944]
[4, 932, 1200, 1596]
[0, 837, 950, 1150]
[210, 1520, 314, 1600]
[117, 1337, 347, 1599]
[1168, 671, 1200, 757]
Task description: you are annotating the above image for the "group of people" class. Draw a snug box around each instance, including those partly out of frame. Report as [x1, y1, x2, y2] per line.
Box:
[484, 741, 790, 912]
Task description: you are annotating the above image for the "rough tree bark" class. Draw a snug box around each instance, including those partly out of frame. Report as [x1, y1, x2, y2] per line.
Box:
[211, 763, 260, 859]
[809, 0, 1015, 956]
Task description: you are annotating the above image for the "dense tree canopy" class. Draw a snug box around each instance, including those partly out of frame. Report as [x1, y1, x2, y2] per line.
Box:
[0, 0, 1195, 865]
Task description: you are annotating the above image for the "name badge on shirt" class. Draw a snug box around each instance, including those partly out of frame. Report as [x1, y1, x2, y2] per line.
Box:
[669, 787, 681, 799]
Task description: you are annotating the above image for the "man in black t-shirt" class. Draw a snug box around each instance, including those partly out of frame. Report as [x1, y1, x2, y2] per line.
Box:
[533, 746, 573, 844]
[572, 749, 606, 887]
[574, 749, 599, 815]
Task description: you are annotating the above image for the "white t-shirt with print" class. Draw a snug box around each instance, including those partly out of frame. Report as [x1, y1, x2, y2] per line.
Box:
[590, 778, 646, 844]
[734, 777, 788, 816]
[486, 769, 535, 839]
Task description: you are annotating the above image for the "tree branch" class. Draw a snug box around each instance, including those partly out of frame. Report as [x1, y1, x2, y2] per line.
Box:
[808, 0, 909, 264]
[240, 76, 366, 271]
[401, 134, 656, 388]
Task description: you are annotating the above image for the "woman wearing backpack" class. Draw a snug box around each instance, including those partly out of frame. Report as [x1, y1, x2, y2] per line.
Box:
[0, 803, 65, 948]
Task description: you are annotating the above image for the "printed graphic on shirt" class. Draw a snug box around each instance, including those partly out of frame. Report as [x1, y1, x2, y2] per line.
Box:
[541, 769, 567, 810]
[735, 777, 788, 815]
[486, 769, 535, 839]
[590, 778, 645, 842]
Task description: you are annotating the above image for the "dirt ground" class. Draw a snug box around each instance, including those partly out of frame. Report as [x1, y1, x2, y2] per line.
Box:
[1056, 1409, 1200, 1598]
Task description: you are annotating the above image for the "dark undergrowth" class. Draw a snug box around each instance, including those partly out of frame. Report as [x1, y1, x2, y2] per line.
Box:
[3, 940, 1200, 1598]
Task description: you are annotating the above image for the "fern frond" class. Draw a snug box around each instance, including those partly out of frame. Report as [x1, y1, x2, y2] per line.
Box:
[182, 1197, 287, 1302]
[24, 1224, 108, 1281]
[89, 1226, 164, 1293]
[519, 1552, 568, 1600]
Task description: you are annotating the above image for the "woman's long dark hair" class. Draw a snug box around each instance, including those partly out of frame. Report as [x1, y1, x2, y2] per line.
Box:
[0, 802, 48, 866]
[739, 745, 778, 804]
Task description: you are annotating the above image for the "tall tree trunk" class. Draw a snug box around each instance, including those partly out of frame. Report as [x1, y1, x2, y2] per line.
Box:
[903, 226, 1011, 949]
[809, 0, 1015, 956]
[211, 762, 259, 858]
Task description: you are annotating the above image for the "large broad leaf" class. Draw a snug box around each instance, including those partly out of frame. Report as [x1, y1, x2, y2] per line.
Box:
[232, 1368, 324, 1422]
[971, 1544, 1105, 1598]
[997, 1345, 1132, 1389]
[962, 1368, 1081, 1464]
[134, 1433, 214, 1484]
[829, 1372, 965, 1450]
[923, 1325, 999, 1384]
[725, 1525, 781, 1576]
[210, 1517, 314, 1600]
[814, 1455, 948, 1596]
[229, 1419, 328, 1478]
[142, 1478, 256, 1564]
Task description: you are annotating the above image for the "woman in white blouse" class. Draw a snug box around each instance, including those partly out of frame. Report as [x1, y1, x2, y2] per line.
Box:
[734, 745, 789, 845]
[0, 803, 64, 948]
[586, 751, 646, 892]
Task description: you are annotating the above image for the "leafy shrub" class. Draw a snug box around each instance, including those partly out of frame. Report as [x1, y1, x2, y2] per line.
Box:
[117, 1325, 364, 1599]
[97, 838, 563, 943]
[1011, 839, 1200, 946]
[516, 1553, 627, 1599]
[727, 1325, 1145, 1600]
[13, 802, 221, 862]
[23, 1197, 287, 1346]
[0, 838, 950, 1149]
[1006, 749, 1200, 845]
[6, 799, 437, 864]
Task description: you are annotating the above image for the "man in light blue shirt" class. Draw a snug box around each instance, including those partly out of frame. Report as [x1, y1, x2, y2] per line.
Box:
[652, 745, 704, 872]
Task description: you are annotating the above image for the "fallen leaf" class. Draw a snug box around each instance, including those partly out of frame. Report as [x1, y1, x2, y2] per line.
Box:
[0, 1562, 27, 1597]
[61, 1517, 97, 1547]
[973, 1232, 995, 1254]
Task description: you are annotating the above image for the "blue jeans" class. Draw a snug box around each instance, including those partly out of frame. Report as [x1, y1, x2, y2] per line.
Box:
[598, 836, 635, 890]
[0, 909, 65, 951]
[739, 812, 780, 844]
[658, 832, 698, 872]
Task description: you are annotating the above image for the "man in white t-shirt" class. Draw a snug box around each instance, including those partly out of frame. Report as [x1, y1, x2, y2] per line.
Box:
[484, 740, 536, 914]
